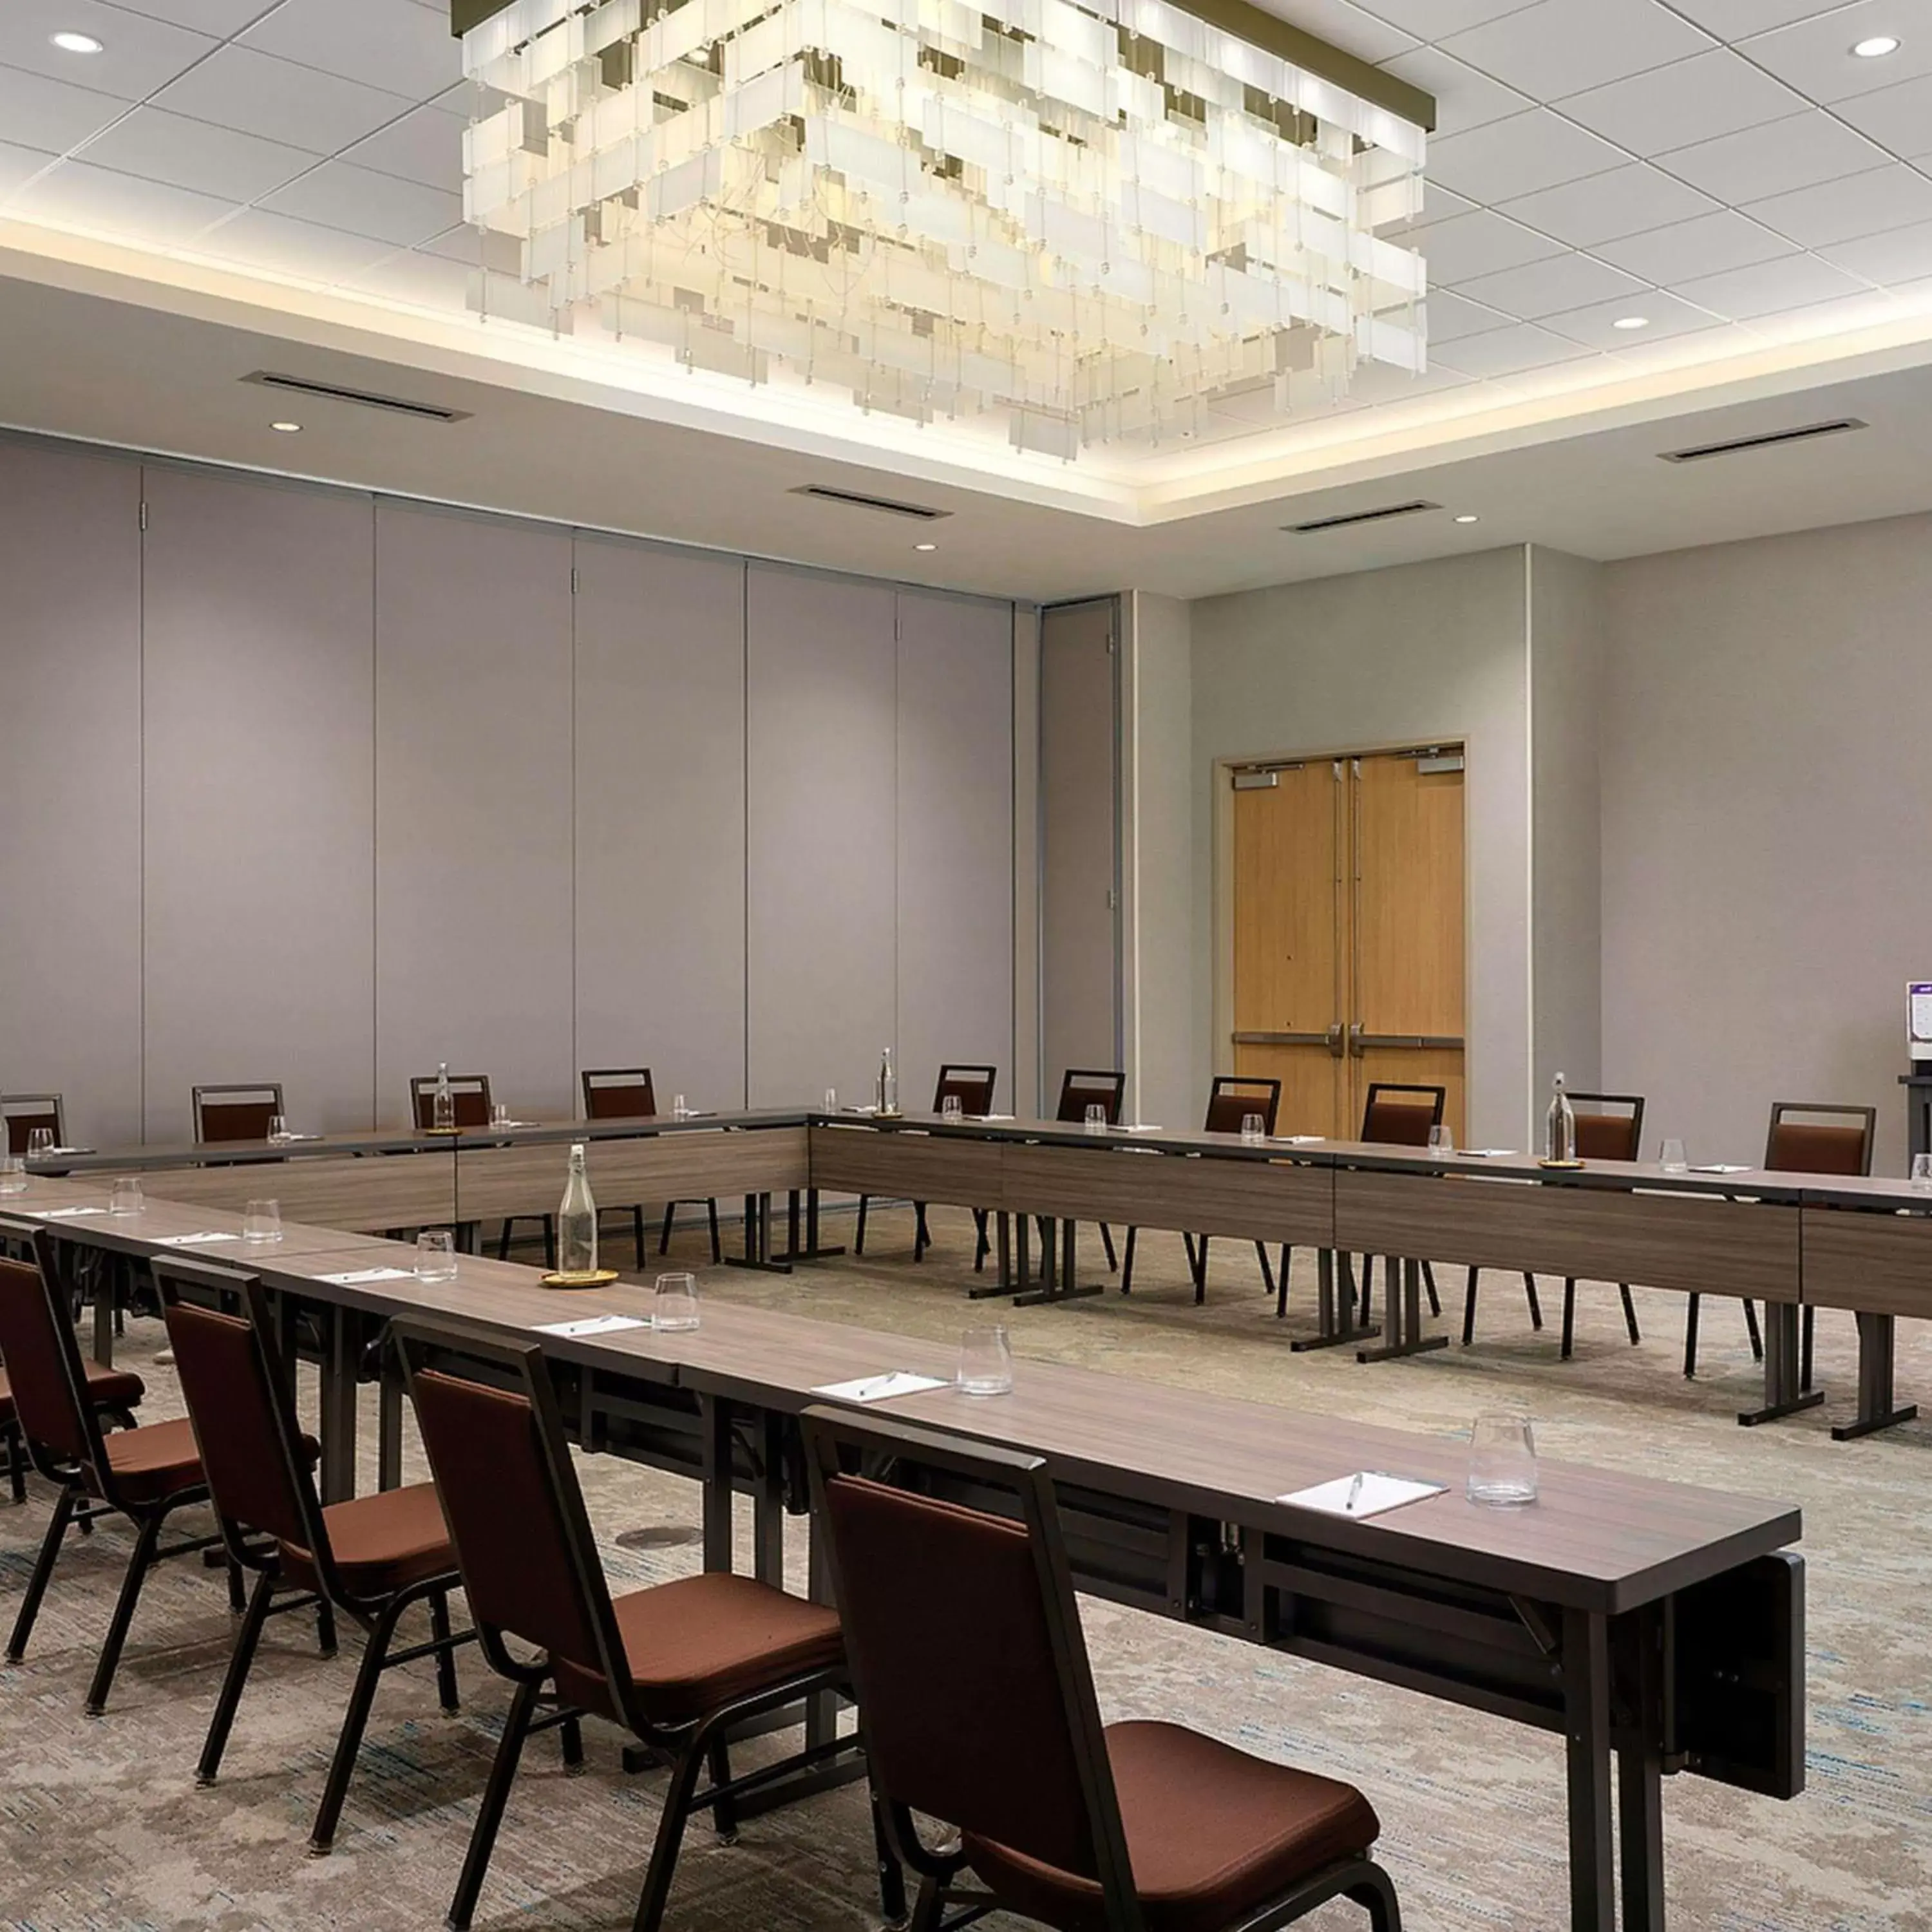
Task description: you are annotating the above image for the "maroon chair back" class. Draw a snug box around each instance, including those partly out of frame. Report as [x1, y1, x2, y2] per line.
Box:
[0, 1240, 104, 1473]
[1054, 1069, 1126, 1127]
[1569, 1092, 1645, 1163]
[582, 1068, 657, 1121]
[1359, 1084, 1444, 1147]
[410, 1075, 493, 1130]
[4, 1097, 64, 1155]
[933, 1065, 998, 1115]
[1204, 1076, 1280, 1137]
[193, 1084, 285, 1144]
[1765, 1103, 1874, 1177]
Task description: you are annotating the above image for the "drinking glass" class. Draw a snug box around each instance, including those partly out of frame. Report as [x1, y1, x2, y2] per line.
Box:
[958, 1324, 1014, 1396]
[26, 1128, 54, 1162]
[489, 1101, 513, 1133]
[1240, 1112, 1265, 1144]
[672, 1094, 689, 1121]
[824, 1088, 838, 1115]
[941, 1094, 964, 1124]
[267, 1115, 290, 1143]
[242, 1198, 283, 1245]
[1466, 1412, 1538, 1506]
[109, 1177, 144, 1217]
[415, 1229, 458, 1282]
[654, 1271, 700, 1332]
[1659, 1137, 1688, 1175]
[1428, 1124, 1455, 1155]
[1084, 1103, 1108, 1135]
[0, 1155, 24, 1196]
[1912, 1154, 1932, 1194]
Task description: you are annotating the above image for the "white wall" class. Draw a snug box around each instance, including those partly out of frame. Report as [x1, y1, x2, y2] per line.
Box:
[1601, 511, 1932, 1175]
[0, 433, 1022, 1144]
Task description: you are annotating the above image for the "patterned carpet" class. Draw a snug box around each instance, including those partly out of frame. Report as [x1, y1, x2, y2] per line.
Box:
[2, 1208, 1928, 1932]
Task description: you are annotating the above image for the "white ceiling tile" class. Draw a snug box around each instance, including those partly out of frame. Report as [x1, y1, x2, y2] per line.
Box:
[153, 44, 416, 153]
[1454, 250, 1649, 316]
[342, 246, 473, 311]
[1557, 50, 1804, 155]
[421, 220, 518, 274]
[261, 157, 462, 246]
[1660, 0, 1846, 35]
[0, 139, 58, 200]
[1383, 182, 1481, 235]
[194, 206, 399, 279]
[0, 62, 130, 151]
[1427, 108, 1629, 202]
[1593, 208, 1798, 279]
[1439, 0, 1714, 99]
[426, 80, 478, 120]
[1353, 0, 1545, 39]
[1538, 288, 1728, 346]
[1744, 162, 1932, 247]
[100, 0, 272, 31]
[0, 0, 214, 102]
[239, 0, 463, 102]
[10, 156, 232, 241]
[1374, 46, 1532, 135]
[76, 104, 313, 201]
[1498, 162, 1719, 246]
[1739, 2, 1932, 102]
[1817, 216, 1932, 281]
[1424, 287, 1516, 339]
[1673, 252, 1871, 316]
[1837, 73, 1932, 159]
[1428, 319, 1596, 375]
[1411, 206, 1567, 281]
[1656, 109, 1888, 201]
[339, 100, 463, 190]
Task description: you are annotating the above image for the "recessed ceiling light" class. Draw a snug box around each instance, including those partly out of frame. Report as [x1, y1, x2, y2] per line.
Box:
[1453, 514, 1480, 525]
[50, 30, 104, 53]
[1853, 34, 1900, 55]
[1612, 315, 1651, 330]
[270, 421, 302, 433]
[913, 541, 937, 551]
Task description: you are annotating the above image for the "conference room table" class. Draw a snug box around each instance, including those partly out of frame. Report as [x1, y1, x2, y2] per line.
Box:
[0, 1169, 1804, 1932]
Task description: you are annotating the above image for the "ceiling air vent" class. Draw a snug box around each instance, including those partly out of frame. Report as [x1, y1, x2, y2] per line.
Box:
[242, 372, 471, 423]
[1285, 499, 1441, 533]
[1658, 418, 1866, 464]
[791, 484, 951, 520]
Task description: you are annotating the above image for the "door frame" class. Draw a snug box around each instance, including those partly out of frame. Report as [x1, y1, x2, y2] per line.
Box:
[1211, 736, 1473, 1132]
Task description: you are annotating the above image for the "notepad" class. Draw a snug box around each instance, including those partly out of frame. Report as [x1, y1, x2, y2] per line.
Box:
[1690, 1163, 1752, 1175]
[536, 1314, 649, 1340]
[156, 1231, 240, 1247]
[317, 1267, 415, 1285]
[1277, 1473, 1447, 1519]
[1112, 1123, 1164, 1134]
[35, 1206, 106, 1219]
[43, 1146, 95, 1157]
[812, 1370, 949, 1404]
[1275, 1134, 1326, 1145]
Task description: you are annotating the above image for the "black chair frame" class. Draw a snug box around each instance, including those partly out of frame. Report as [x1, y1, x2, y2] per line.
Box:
[3, 1092, 66, 1157]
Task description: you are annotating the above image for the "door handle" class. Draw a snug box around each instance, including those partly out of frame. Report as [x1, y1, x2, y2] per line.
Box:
[1348, 1022, 1364, 1058]
[1325, 1023, 1345, 1059]
[1352, 1032, 1466, 1052]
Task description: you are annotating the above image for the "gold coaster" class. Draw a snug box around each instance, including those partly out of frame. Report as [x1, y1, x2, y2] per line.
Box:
[540, 1269, 621, 1289]
[1536, 1158, 1585, 1170]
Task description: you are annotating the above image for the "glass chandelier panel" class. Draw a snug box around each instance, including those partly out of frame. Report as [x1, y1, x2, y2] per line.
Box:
[461, 0, 1428, 457]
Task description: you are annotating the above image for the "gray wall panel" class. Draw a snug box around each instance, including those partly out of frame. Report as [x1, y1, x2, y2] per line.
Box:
[896, 591, 1013, 1110]
[574, 536, 747, 1113]
[140, 468, 375, 1141]
[746, 565, 897, 1108]
[374, 504, 575, 1129]
[0, 442, 144, 1146]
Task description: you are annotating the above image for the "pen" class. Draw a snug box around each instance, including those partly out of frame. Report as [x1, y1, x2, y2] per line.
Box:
[1345, 1472, 1365, 1515]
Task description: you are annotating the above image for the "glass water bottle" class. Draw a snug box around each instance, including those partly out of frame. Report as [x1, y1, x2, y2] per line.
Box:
[558, 1143, 598, 1274]
[433, 1061, 455, 1132]
[878, 1046, 898, 1116]
[1545, 1073, 1577, 1163]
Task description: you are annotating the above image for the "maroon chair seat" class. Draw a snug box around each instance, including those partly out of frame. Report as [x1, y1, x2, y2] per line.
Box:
[966, 1720, 1381, 1932]
[282, 1484, 455, 1599]
[2, 1357, 146, 1504]
[95, 1416, 204, 1506]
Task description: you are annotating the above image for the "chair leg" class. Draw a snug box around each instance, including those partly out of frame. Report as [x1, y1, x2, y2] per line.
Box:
[1683, 1293, 1701, 1379]
[972, 1209, 991, 1271]
[1620, 1283, 1641, 1346]
[913, 1202, 930, 1263]
[429, 1589, 461, 1713]
[706, 1199, 721, 1265]
[1193, 1235, 1210, 1305]
[907, 1875, 949, 1932]
[659, 1202, 677, 1254]
[1275, 1246, 1293, 1320]
[630, 1737, 710, 1932]
[1347, 1863, 1405, 1932]
[495, 1219, 513, 1261]
[1421, 1260, 1441, 1318]
[633, 1205, 648, 1272]
[1358, 1255, 1373, 1325]
[317, 1597, 337, 1657]
[705, 1732, 737, 1842]
[86, 1508, 164, 1715]
[1560, 1280, 1577, 1361]
[1801, 1305, 1815, 1392]
[1099, 1222, 1118, 1272]
[855, 1196, 869, 1255]
[449, 1676, 541, 1932]
[1743, 1298, 1763, 1362]
[1461, 1267, 1479, 1347]
[560, 1714, 584, 1771]
[198, 1567, 277, 1784]
[1120, 1227, 1137, 1294]
[4, 1424, 24, 1505]
[1255, 1242, 1275, 1301]
[8, 1484, 76, 1662]
[309, 1598, 403, 1852]
[1522, 1273, 1543, 1330]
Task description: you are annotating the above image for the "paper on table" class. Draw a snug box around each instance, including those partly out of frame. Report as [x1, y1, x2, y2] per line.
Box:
[812, 1370, 949, 1404]
[962, 1113, 1016, 1122]
[1275, 1134, 1325, 1145]
[1458, 1148, 1519, 1159]
[1112, 1123, 1164, 1134]
[44, 1146, 95, 1156]
[317, 1267, 415, 1285]
[536, 1314, 649, 1340]
[1277, 1472, 1447, 1519]
[1690, 1163, 1752, 1175]
[35, 1206, 106, 1219]
[156, 1231, 240, 1247]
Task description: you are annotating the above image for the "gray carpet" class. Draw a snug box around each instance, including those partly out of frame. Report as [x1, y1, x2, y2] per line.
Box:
[2, 1208, 1927, 1931]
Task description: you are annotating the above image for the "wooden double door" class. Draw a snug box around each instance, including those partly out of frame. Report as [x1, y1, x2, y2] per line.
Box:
[1230, 747, 1465, 1142]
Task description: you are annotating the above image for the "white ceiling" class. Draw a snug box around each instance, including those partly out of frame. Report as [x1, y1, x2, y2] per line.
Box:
[2, 0, 1932, 582]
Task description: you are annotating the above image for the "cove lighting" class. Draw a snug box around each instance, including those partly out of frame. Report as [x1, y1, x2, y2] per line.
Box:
[460, 0, 1432, 459]
[50, 30, 104, 53]
[1852, 35, 1900, 56]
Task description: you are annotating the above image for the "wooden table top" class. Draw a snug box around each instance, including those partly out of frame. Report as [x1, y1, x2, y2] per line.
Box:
[1, 1184, 386, 1261]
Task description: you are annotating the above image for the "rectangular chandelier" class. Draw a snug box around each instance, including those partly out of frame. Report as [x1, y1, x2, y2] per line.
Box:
[457, 0, 1434, 458]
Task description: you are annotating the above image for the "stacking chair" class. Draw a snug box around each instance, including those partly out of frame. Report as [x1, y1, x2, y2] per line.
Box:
[0, 1227, 229, 1714]
[3, 1093, 66, 1155]
[157, 1260, 472, 1851]
[2, 1329, 144, 1506]
[802, 1404, 1402, 1932]
[1122, 1075, 1282, 1302]
[855, 1063, 997, 1266]
[393, 1321, 858, 1932]
[1463, 1092, 1645, 1359]
[1347, 1084, 1448, 1325]
[1052, 1068, 1126, 1271]
[1683, 1102, 1873, 1384]
[410, 1072, 493, 1131]
[582, 1068, 719, 1269]
[191, 1082, 285, 1143]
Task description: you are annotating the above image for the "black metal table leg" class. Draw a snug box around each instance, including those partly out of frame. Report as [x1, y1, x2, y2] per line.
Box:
[319, 1304, 359, 1504]
[1356, 1256, 1446, 1363]
[1739, 1301, 1825, 1426]
[728, 1191, 801, 1274]
[1833, 1311, 1918, 1440]
[91, 1262, 116, 1367]
[377, 1368, 403, 1493]
[1011, 1215, 1102, 1307]
[1615, 1606, 1666, 1932]
[700, 1394, 734, 1574]
[1564, 1607, 1616, 1932]
[1294, 1248, 1381, 1352]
